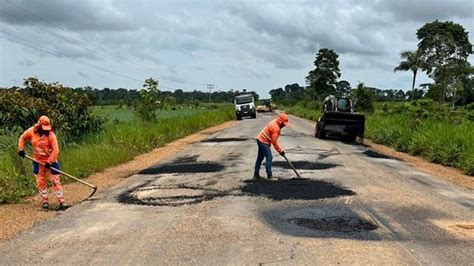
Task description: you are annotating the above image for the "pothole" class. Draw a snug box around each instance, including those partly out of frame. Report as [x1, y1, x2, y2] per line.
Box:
[118, 185, 230, 206]
[135, 187, 206, 198]
[241, 179, 354, 201]
[139, 162, 225, 175]
[289, 216, 377, 232]
[272, 161, 339, 170]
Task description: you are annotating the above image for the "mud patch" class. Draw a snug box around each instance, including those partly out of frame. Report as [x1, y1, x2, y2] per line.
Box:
[118, 184, 232, 206]
[139, 162, 225, 175]
[272, 161, 339, 170]
[201, 137, 249, 142]
[363, 150, 396, 159]
[289, 216, 377, 232]
[241, 179, 354, 201]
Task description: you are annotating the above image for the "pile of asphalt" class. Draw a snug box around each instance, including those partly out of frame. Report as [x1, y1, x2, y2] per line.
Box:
[289, 216, 377, 232]
[139, 162, 225, 174]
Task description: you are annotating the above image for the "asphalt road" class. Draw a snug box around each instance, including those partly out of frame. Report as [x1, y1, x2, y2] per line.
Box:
[1, 113, 473, 265]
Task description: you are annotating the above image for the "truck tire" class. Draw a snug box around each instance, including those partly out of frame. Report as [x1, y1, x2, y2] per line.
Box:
[345, 134, 357, 142]
[236, 115, 242, 120]
[251, 113, 256, 119]
[316, 123, 326, 139]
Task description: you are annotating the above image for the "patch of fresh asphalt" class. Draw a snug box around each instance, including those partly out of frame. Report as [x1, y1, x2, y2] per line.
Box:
[1, 113, 472, 265]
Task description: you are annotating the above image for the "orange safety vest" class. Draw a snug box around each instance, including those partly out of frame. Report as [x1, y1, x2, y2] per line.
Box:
[257, 119, 283, 153]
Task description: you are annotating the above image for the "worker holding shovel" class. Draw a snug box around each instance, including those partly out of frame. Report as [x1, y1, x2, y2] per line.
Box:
[18, 115, 68, 211]
[254, 112, 289, 180]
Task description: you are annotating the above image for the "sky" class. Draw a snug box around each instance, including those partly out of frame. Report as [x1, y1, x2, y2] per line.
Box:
[0, 0, 472, 98]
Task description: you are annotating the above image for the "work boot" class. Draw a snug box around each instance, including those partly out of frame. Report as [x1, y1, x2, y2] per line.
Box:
[41, 202, 50, 211]
[253, 173, 262, 180]
[56, 202, 69, 211]
[267, 175, 274, 180]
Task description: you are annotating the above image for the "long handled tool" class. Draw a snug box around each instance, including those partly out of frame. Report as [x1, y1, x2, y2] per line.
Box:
[281, 154, 303, 179]
[25, 155, 98, 198]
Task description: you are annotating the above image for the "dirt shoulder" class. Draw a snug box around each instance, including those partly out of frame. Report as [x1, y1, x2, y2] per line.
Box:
[0, 120, 236, 241]
[364, 139, 473, 190]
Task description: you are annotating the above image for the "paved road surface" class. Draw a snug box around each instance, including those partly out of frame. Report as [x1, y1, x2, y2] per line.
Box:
[1, 113, 473, 265]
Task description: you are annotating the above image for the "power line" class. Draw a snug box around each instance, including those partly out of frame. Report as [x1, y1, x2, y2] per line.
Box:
[0, 31, 144, 83]
[3, 0, 207, 88]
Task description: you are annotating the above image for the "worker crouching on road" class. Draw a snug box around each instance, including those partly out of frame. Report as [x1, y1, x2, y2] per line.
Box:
[18, 116, 67, 211]
[254, 112, 289, 180]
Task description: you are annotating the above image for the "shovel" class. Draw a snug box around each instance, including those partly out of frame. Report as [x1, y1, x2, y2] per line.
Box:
[25, 155, 98, 198]
[281, 154, 303, 179]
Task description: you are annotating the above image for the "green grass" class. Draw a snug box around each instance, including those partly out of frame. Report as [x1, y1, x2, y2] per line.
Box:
[0, 105, 235, 203]
[366, 114, 474, 175]
[284, 103, 321, 121]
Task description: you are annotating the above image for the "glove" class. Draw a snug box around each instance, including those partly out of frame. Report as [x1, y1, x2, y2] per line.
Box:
[18, 150, 25, 158]
[44, 163, 51, 169]
[280, 151, 286, 156]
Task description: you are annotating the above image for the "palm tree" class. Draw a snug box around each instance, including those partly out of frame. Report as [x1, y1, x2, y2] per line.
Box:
[394, 50, 424, 101]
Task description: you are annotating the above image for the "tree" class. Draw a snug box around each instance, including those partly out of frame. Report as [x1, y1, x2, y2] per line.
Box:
[306, 48, 341, 100]
[394, 50, 424, 102]
[352, 82, 374, 113]
[336, 80, 351, 96]
[136, 78, 160, 122]
[417, 20, 472, 102]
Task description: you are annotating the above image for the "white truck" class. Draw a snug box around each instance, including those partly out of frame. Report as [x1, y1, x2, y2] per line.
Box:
[234, 94, 256, 120]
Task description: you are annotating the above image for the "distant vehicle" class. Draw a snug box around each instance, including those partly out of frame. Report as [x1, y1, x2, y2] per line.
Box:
[315, 95, 365, 142]
[256, 99, 274, 113]
[234, 94, 256, 120]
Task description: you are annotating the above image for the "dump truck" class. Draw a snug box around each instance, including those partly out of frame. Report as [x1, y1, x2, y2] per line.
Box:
[234, 94, 256, 120]
[315, 95, 365, 142]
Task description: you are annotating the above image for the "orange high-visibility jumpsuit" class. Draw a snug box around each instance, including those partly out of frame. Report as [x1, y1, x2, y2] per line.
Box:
[18, 126, 64, 204]
[254, 113, 289, 177]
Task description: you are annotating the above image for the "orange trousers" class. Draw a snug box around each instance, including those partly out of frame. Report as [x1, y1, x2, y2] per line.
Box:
[33, 162, 64, 203]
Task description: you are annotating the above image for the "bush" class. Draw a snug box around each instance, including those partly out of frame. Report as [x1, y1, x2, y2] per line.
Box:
[0, 77, 103, 139]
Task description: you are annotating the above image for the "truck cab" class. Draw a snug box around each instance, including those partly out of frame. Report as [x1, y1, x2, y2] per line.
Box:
[315, 95, 365, 142]
[234, 94, 256, 120]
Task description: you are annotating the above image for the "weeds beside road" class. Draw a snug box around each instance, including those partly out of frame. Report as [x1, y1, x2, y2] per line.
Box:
[0, 105, 234, 203]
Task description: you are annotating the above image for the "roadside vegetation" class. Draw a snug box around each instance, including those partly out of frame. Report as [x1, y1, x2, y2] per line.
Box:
[274, 20, 473, 176]
[0, 78, 235, 203]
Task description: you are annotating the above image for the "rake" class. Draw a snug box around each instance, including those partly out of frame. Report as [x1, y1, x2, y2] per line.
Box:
[25, 155, 98, 198]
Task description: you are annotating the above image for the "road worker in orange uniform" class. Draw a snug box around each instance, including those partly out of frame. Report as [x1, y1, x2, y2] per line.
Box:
[254, 112, 289, 179]
[18, 116, 67, 211]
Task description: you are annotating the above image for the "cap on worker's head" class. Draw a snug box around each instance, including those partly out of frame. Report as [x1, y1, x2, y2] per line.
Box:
[37, 115, 52, 131]
[277, 112, 289, 126]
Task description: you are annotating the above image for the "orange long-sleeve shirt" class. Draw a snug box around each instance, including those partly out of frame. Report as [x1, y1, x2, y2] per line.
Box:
[18, 127, 59, 163]
[257, 119, 283, 153]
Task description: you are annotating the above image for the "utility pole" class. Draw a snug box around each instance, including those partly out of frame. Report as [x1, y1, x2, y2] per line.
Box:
[207, 83, 214, 102]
